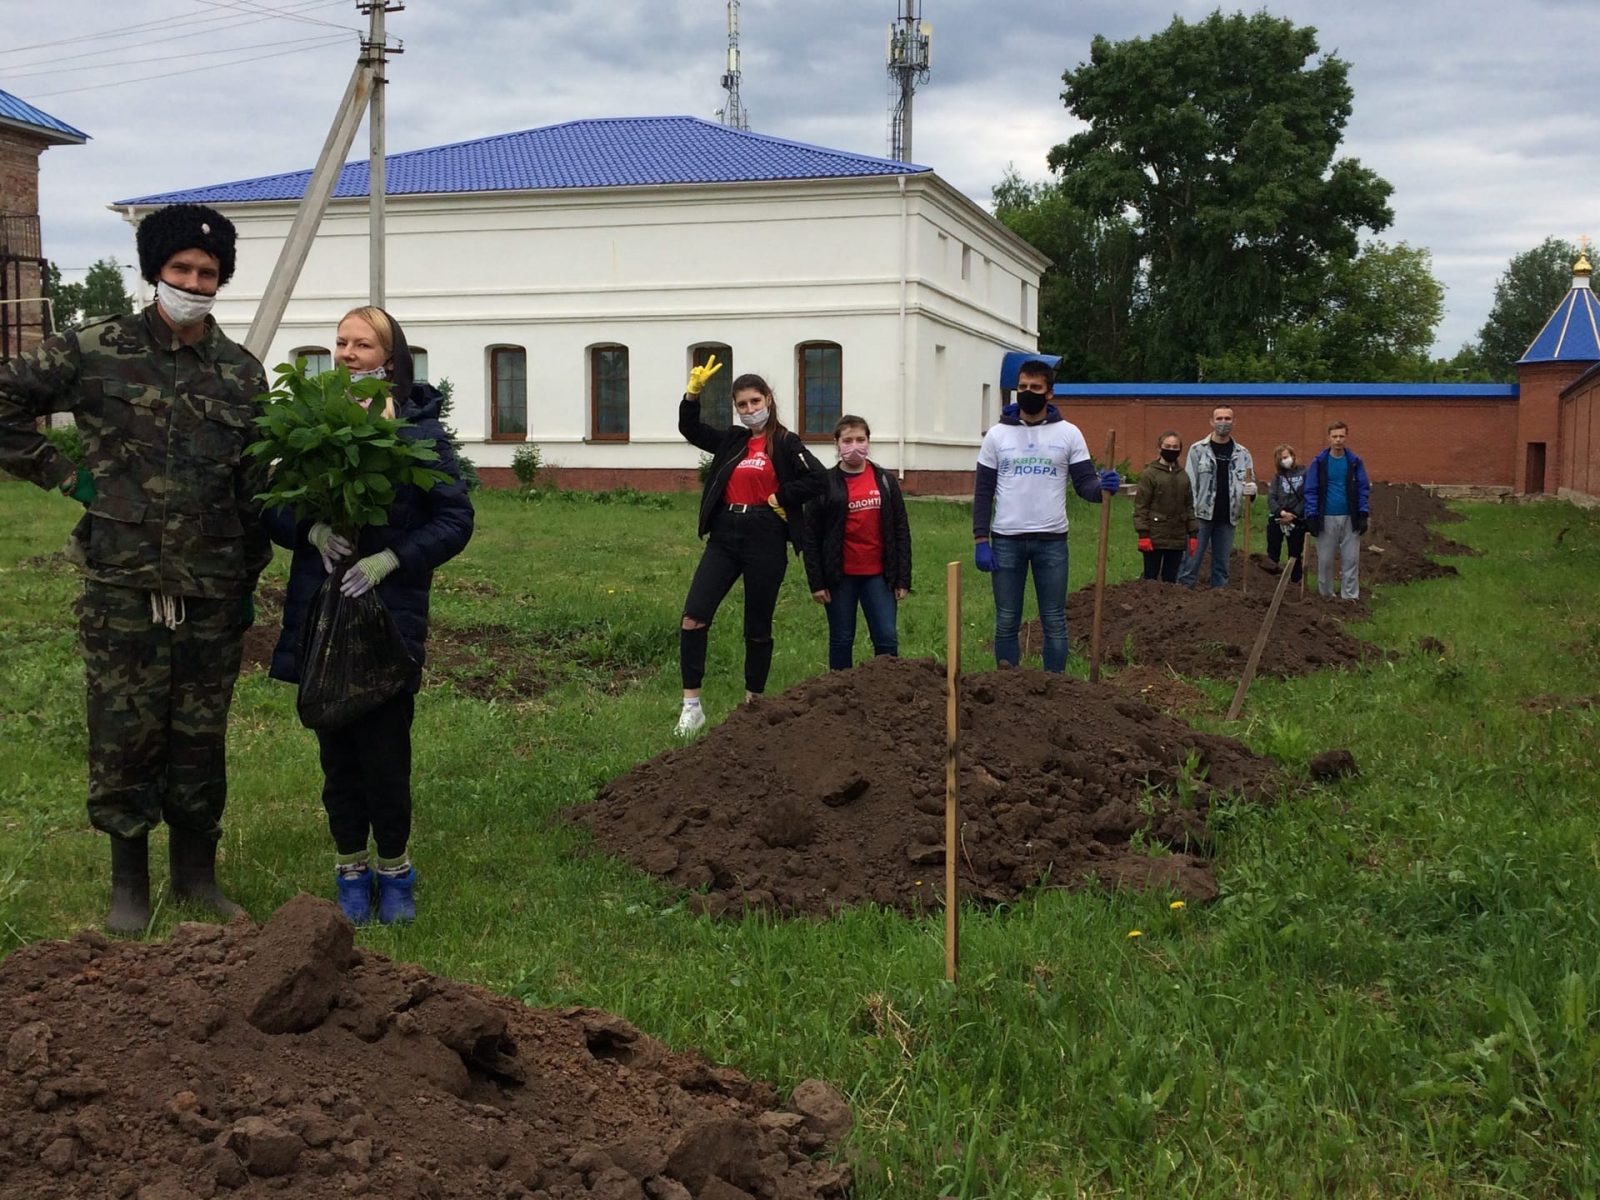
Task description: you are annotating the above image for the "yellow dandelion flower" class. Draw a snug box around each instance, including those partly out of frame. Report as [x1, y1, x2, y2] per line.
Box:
[1127, 929, 1142, 939]
[1169, 900, 1186, 911]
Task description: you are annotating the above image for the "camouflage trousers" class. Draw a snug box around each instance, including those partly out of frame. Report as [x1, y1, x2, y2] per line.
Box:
[77, 580, 246, 841]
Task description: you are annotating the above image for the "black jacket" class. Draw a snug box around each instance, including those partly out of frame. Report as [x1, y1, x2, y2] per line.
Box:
[802, 462, 912, 592]
[679, 394, 826, 554]
[263, 382, 474, 686]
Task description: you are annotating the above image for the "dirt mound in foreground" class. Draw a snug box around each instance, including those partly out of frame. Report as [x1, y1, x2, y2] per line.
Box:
[0, 896, 850, 1200]
[574, 658, 1280, 918]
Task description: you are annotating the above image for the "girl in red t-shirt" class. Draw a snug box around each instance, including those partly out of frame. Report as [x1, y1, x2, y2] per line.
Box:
[674, 358, 827, 735]
[801, 415, 913, 670]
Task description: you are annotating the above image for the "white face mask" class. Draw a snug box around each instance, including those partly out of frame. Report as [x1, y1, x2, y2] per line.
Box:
[349, 367, 388, 382]
[1280, 457, 1294, 469]
[739, 406, 770, 431]
[156, 280, 215, 327]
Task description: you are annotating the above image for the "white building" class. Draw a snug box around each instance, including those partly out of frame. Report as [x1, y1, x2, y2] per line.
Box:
[117, 116, 1046, 491]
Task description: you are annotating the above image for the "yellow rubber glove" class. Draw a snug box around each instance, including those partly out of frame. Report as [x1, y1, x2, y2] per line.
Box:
[767, 493, 788, 521]
[686, 354, 724, 396]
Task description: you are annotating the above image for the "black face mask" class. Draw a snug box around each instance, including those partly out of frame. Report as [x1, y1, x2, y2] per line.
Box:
[1018, 391, 1048, 415]
[1160, 447, 1180, 463]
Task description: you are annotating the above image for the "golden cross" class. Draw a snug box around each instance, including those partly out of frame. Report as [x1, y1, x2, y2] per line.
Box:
[1581, 234, 1592, 255]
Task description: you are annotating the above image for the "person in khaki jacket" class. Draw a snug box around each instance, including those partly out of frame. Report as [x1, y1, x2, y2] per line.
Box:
[0, 204, 267, 934]
[1133, 430, 1197, 582]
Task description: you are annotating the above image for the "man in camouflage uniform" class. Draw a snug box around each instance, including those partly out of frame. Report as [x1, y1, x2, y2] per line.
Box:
[0, 204, 268, 934]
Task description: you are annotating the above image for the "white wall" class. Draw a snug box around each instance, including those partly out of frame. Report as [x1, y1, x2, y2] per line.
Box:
[165, 172, 1046, 476]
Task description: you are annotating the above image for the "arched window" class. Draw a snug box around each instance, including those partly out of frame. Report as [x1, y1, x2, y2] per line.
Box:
[690, 343, 733, 431]
[489, 346, 526, 440]
[589, 344, 630, 441]
[796, 341, 842, 439]
[409, 347, 428, 383]
[291, 346, 331, 375]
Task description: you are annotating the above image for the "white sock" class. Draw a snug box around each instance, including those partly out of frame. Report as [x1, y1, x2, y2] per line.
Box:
[682, 697, 702, 710]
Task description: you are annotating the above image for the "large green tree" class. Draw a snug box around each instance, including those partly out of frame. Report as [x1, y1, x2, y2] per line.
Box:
[1471, 237, 1585, 380]
[1199, 241, 1444, 381]
[1049, 10, 1394, 380]
[992, 168, 1141, 381]
[45, 257, 134, 331]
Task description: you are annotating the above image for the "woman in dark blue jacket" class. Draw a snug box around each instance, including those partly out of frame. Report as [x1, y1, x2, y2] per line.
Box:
[263, 306, 473, 925]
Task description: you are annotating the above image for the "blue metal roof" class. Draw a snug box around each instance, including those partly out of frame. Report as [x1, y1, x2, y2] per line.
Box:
[1519, 276, 1600, 364]
[999, 350, 1062, 390]
[0, 88, 88, 144]
[114, 116, 928, 206]
[1052, 382, 1519, 398]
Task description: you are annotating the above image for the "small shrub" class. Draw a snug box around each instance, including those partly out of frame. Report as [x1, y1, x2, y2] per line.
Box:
[697, 453, 715, 485]
[511, 444, 543, 489]
[434, 378, 480, 491]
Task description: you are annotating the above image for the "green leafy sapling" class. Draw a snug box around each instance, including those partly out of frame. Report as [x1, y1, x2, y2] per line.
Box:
[246, 361, 451, 539]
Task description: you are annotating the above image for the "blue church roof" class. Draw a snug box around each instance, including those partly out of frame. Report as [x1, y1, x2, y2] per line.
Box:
[115, 116, 928, 206]
[0, 89, 88, 144]
[1519, 264, 1600, 364]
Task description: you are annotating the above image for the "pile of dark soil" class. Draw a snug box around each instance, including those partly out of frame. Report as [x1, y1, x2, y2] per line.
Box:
[0, 896, 851, 1200]
[1001, 482, 1469, 680]
[574, 657, 1280, 918]
[1065, 579, 1383, 679]
[240, 585, 648, 702]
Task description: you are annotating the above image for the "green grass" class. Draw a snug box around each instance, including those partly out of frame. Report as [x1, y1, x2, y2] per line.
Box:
[3, 481, 1600, 1198]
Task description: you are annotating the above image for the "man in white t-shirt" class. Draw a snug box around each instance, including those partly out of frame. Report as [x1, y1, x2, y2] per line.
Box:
[972, 359, 1120, 672]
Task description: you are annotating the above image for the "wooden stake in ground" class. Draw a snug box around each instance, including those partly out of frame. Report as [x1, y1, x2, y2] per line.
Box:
[1226, 552, 1298, 720]
[1241, 468, 1256, 596]
[944, 560, 961, 984]
[1088, 429, 1117, 683]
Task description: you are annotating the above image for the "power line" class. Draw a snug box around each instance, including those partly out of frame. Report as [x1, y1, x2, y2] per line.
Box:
[190, 0, 361, 33]
[3, 1, 348, 72]
[19, 35, 350, 99]
[0, 0, 346, 56]
[4, 32, 355, 80]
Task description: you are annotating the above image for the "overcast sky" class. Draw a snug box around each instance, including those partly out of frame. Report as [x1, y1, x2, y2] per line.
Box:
[7, 0, 1596, 357]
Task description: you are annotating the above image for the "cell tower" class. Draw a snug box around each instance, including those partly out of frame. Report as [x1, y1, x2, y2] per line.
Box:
[887, 0, 931, 162]
[716, 0, 750, 131]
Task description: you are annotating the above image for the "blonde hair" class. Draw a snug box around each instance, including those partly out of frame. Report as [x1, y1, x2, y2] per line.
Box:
[339, 305, 396, 419]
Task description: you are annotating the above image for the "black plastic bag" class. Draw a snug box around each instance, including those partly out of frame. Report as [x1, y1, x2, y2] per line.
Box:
[295, 570, 419, 732]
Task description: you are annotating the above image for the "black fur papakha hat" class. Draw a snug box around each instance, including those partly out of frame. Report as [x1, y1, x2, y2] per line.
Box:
[135, 204, 238, 287]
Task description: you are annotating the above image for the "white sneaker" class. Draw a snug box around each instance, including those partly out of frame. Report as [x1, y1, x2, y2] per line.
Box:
[674, 704, 706, 738]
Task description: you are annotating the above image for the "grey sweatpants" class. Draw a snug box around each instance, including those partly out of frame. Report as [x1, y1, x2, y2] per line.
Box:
[1317, 515, 1361, 599]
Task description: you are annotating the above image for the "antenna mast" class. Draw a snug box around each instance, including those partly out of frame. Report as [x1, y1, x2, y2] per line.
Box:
[887, 0, 931, 162]
[717, 0, 750, 131]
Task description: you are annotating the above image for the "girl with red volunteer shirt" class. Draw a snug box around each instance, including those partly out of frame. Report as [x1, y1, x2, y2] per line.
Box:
[674, 356, 826, 736]
[803, 415, 912, 670]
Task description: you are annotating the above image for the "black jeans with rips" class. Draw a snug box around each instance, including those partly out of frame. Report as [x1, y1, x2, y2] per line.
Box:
[680, 507, 790, 694]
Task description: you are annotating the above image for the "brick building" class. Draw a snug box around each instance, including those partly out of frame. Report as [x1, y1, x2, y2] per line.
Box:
[0, 88, 87, 361]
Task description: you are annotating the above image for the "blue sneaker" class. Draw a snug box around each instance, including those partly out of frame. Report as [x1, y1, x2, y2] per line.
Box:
[335, 865, 374, 925]
[375, 866, 417, 925]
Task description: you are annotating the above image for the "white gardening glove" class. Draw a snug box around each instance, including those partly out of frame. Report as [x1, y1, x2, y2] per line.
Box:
[307, 522, 355, 574]
[339, 549, 399, 598]
[1242, 480, 1258, 497]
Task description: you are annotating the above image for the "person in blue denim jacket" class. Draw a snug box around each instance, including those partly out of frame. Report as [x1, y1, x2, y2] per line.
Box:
[1178, 404, 1255, 589]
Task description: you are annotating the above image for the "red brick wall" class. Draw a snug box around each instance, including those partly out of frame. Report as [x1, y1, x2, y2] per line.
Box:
[0, 130, 43, 215]
[1056, 395, 1518, 487]
[1516, 362, 1588, 493]
[1, 128, 48, 358]
[1558, 368, 1600, 503]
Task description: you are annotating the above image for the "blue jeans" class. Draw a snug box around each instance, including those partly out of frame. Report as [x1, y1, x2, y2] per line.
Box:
[1178, 518, 1235, 589]
[990, 533, 1069, 673]
[824, 574, 899, 670]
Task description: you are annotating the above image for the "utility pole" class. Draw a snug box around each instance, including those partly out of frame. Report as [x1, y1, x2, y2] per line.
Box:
[361, 1, 403, 309]
[716, 0, 749, 130]
[887, 1, 931, 162]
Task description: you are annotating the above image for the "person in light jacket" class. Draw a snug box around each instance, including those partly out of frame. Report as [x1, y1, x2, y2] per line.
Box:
[1178, 404, 1255, 589]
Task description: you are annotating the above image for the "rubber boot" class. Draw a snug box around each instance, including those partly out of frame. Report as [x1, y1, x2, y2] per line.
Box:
[375, 867, 416, 925]
[169, 827, 248, 921]
[107, 834, 151, 936]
